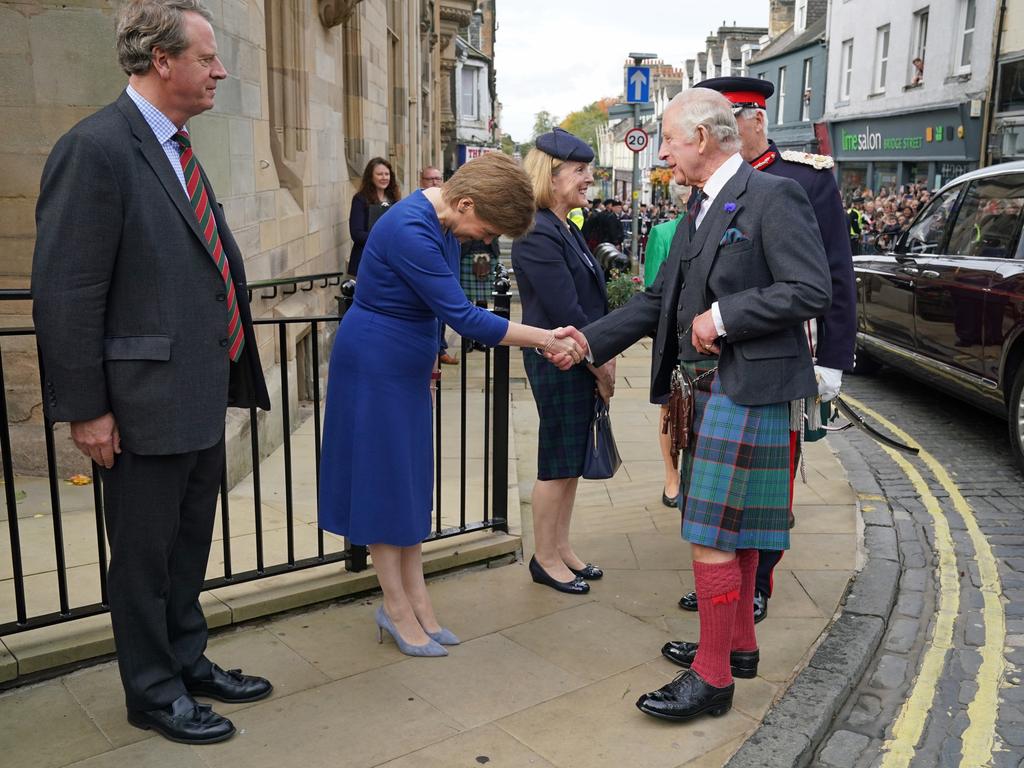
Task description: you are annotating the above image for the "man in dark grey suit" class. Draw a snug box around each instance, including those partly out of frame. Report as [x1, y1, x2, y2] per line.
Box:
[31, 0, 271, 744]
[569, 89, 831, 723]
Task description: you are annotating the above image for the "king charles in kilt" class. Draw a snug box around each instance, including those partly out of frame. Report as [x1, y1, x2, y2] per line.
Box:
[574, 88, 831, 722]
[669, 76, 858, 624]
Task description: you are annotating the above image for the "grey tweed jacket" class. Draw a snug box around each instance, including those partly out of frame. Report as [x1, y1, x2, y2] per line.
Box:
[584, 161, 831, 407]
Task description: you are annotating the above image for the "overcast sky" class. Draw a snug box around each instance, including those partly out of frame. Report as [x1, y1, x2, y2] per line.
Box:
[494, 1, 769, 142]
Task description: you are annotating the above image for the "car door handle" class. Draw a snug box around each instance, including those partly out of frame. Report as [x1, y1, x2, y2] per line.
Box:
[897, 266, 920, 275]
[920, 270, 940, 279]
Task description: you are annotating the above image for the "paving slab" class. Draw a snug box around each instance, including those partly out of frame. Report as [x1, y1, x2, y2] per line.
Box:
[375, 723, 557, 768]
[497, 662, 757, 768]
[196, 667, 462, 768]
[0, 679, 111, 768]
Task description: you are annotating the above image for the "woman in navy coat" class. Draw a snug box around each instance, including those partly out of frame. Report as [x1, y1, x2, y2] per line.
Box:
[319, 153, 585, 657]
[512, 129, 614, 595]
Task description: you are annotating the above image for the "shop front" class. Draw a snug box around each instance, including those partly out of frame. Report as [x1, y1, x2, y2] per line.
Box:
[828, 105, 983, 196]
[991, 54, 1024, 164]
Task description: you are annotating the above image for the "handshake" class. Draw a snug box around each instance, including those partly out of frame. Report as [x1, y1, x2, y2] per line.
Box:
[541, 326, 590, 371]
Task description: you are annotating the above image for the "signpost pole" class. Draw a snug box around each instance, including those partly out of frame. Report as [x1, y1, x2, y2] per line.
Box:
[625, 51, 656, 274]
[631, 99, 640, 272]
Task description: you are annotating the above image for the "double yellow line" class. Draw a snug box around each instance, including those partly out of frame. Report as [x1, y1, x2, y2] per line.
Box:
[842, 396, 1005, 768]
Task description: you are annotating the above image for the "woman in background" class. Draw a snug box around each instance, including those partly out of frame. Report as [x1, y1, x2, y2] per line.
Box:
[348, 157, 401, 276]
[512, 128, 613, 595]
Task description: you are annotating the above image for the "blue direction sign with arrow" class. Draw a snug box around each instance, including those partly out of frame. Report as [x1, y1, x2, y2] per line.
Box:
[626, 66, 651, 103]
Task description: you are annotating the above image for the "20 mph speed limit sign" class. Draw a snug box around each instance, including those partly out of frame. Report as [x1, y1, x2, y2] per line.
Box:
[624, 127, 649, 153]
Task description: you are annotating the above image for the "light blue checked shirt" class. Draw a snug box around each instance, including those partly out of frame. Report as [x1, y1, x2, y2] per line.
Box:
[125, 85, 189, 197]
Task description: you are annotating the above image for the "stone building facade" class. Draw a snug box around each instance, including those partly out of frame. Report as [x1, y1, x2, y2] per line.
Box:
[0, 0, 483, 480]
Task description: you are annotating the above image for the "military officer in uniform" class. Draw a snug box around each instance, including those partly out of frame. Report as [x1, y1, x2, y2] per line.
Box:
[669, 77, 856, 642]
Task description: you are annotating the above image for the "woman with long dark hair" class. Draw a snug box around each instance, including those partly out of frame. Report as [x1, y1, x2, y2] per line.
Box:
[348, 157, 401, 276]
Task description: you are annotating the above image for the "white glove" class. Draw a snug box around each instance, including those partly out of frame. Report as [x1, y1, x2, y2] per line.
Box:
[814, 366, 843, 402]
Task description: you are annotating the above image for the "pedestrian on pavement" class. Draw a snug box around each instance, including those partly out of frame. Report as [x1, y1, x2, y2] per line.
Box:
[347, 157, 401, 276]
[643, 181, 690, 511]
[31, 0, 273, 745]
[567, 88, 831, 723]
[668, 77, 857, 632]
[318, 152, 585, 657]
[512, 127, 613, 596]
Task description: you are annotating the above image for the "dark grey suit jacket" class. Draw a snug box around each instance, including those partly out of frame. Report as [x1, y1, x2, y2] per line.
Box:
[584, 162, 831, 406]
[31, 92, 270, 455]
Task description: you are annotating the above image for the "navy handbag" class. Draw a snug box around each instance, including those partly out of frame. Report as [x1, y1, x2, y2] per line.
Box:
[582, 399, 622, 480]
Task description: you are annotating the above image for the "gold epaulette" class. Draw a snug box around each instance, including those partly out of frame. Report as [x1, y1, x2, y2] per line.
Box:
[780, 150, 835, 170]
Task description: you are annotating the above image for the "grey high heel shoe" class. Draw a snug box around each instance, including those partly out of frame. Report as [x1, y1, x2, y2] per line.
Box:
[375, 606, 448, 657]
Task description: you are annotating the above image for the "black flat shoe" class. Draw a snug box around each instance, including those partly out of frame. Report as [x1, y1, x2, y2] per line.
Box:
[636, 668, 734, 722]
[678, 590, 698, 611]
[753, 591, 769, 624]
[660, 641, 759, 678]
[662, 490, 679, 507]
[127, 693, 235, 745]
[529, 556, 590, 594]
[185, 663, 273, 703]
[570, 563, 603, 580]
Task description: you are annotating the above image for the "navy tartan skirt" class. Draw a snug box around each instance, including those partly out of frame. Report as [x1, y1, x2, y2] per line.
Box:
[523, 351, 596, 480]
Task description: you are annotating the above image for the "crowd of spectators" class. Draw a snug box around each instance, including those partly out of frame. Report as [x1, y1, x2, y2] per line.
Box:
[845, 182, 933, 254]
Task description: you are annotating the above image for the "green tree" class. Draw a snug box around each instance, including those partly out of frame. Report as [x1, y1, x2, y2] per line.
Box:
[531, 110, 558, 139]
[559, 98, 613, 154]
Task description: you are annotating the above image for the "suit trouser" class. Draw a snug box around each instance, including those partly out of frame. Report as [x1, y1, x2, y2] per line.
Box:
[101, 436, 223, 711]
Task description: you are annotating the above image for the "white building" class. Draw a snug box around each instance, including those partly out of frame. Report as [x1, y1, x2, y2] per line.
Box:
[823, 0, 997, 192]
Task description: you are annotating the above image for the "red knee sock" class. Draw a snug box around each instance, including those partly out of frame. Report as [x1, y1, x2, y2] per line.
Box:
[732, 548, 759, 653]
[690, 558, 741, 688]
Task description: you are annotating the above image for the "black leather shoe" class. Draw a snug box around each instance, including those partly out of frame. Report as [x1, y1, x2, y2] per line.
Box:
[678, 590, 698, 611]
[753, 591, 768, 624]
[185, 663, 273, 703]
[636, 668, 734, 722]
[127, 693, 235, 745]
[661, 641, 759, 678]
[570, 563, 603, 580]
[529, 556, 589, 594]
[662, 490, 679, 508]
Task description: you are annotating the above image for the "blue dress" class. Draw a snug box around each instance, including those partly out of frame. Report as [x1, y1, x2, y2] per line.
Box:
[318, 190, 509, 546]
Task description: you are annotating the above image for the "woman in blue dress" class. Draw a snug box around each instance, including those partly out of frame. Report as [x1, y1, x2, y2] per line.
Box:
[319, 152, 585, 657]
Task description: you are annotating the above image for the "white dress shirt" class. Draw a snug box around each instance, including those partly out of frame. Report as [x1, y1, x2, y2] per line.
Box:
[693, 152, 744, 337]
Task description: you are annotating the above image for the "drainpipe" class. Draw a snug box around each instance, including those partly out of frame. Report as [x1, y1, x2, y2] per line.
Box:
[982, 0, 1008, 166]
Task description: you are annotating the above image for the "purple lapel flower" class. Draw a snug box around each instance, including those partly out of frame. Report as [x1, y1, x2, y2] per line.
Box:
[723, 202, 737, 213]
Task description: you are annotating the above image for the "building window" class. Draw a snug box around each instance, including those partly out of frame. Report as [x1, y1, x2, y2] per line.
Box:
[840, 39, 853, 100]
[461, 67, 478, 119]
[873, 25, 890, 93]
[386, 0, 405, 187]
[342, 9, 365, 177]
[910, 8, 928, 85]
[794, 0, 808, 35]
[997, 57, 1024, 113]
[776, 66, 786, 125]
[800, 57, 812, 121]
[956, 0, 975, 74]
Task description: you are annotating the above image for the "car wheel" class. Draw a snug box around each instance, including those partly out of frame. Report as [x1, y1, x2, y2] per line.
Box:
[852, 346, 882, 375]
[1009, 364, 1024, 472]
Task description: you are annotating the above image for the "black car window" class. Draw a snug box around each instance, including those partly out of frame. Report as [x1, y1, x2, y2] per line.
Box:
[946, 174, 1024, 259]
[902, 185, 962, 255]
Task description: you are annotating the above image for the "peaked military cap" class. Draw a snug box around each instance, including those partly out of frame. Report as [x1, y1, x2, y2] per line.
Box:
[535, 127, 595, 162]
[695, 77, 775, 109]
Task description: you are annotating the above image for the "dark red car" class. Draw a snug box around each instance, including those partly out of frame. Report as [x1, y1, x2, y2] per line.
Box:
[854, 162, 1024, 468]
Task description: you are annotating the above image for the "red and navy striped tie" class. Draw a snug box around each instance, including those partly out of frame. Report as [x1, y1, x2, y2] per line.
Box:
[173, 129, 244, 362]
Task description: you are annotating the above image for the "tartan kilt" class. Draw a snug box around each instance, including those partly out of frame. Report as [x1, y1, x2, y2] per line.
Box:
[679, 362, 792, 552]
[460, 254, 494, 305]
[523, 350, 596, 480]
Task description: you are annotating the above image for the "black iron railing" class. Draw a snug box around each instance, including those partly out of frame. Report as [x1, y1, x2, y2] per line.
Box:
[0, 271, 512, 637]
